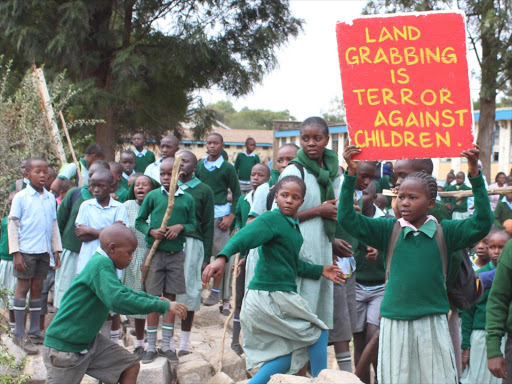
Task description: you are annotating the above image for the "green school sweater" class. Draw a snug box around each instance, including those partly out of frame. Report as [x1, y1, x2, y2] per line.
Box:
[119, 176, 129, 191]
[338, 172, 492, 321]
[218, 209, 324, 292]
[44, 252, 168, 352]
[0, 216, 10, 261]
[196, 159, 241, 215]
[445, 183, 472, 212]
[429, 200, 452, 222]
[235, 152, 260, 182]
[234, 193, 251, 230]
[179, 178, 214, 263]
[494, 201, 512, 229]
[461, 261, 495, 350]
[9, 180, 27, 192]
[134, 149, 156, 173]
[269, 169, 280, 187]
[135, 188, 196, 252]
[354, 245, 386, 286]
[114, 184, 128, 203]
[57, 187, 94, 253]
[486, 240, 512, 358]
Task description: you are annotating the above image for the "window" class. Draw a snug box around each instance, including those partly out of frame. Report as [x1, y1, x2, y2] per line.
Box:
[332, 140, 339, 154]
[198, 144, 204, 148]
[237, 145, 243, 149]
[225, 145, 231, 149]
[493, 152, 499, 162]
[184, 143, 191, 148]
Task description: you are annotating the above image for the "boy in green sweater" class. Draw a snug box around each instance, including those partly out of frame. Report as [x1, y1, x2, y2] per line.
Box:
[120, 150, 136, 190]
[109, 161, 128, 203]
[494, 193, 512, 230]
[235, 137, 260, 193]
[43, 223, 187, 384]
[132, 132, 156, 174]
[135, 157, 196, 363]
[196, 133, 241, 310]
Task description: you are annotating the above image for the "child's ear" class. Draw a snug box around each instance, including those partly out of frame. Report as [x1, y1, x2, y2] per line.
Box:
[428, 198, 436, 210]
[108, 242, 116, 254]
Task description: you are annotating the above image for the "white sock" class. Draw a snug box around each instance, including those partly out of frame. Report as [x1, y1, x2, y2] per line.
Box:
[111, 330, 120, 344]
[223, 301, 230, 310]
[169, 337, 176, 352]
[180, 331, 191, 351]
[136, 339, 145, 348]
[9, 322, 15, 332]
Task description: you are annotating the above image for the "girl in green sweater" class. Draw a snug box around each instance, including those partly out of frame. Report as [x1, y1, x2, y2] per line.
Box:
[340, 145, 493, 384]
[202, 176, 344, 384]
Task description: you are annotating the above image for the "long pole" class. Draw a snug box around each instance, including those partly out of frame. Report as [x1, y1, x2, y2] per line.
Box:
[58, 111, 83, 187]
[383, 185, 512, 199]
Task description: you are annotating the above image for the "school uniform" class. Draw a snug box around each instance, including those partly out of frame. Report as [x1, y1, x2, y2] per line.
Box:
[494, 200, 512, 229]
[143, 158, 163, 182]
[114, 184, 128, 203]
[75, 197, 129, 275]
[176, 178, 214, 311]
[339, 171, 493, 384]
[57, 158, 89, 186]
[135, 187, 196, 296]
[9, 177, 29, 192]
[234, 151, 260, 193]
[43, 250, 169, 384]
[232, 191, 253, 304]
[54, 187, 93, 308]
[133, 148, 156, 174]
[218, 208, 328, 374]
[445, 183, 472, 220]
[269, 169, 280, 187]
[461, 262, 505, 384]
[120, 170, 135, 190]
[0, 215, 16, 309]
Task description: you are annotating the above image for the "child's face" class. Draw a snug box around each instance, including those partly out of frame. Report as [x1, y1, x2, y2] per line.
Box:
[375, 194, 388, 210]
[277, 146, 298, 174]
[160, 137, 179, 159]
[90, 173, 113, 201]
[179, 153, 196, 178]
[456, 172, 465, 185]
[506, 193, 512, 203]
[356, 162, 376, 191]
[120, 154, 135, 175]
[446, 173, 455, 185]
[497, 173, 507, 185]
[27, 160, 49, 191]
[361, 184, 376, 213]
[132, 134, 145, 149]
[393, 160, 416, 188]
[397, 179, 435, 227]
[206, 135, 223, 158]
[246, 139, 256, 154]
[109, 241, 137, 270]
[250, 165, 269, 189]
[275, 181, 304, 219]
[488, 233, 509, 266]
[300, 124, 329, 162]
[474, 238, 489, 260]
[160, 159, 175, 190]
[134, 176, 153, 203]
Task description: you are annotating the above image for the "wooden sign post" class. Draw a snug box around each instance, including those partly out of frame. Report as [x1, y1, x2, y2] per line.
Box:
[336, 11, 473, 161]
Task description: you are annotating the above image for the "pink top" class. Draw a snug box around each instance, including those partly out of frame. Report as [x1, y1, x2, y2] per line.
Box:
[397, 215, 438, 231]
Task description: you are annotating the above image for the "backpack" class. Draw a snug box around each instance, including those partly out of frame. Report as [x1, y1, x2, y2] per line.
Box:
[386, 221, 483, 310]
[266, 162, 305, 211]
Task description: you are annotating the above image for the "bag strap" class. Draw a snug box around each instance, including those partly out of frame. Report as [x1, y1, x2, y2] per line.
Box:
[434, 222, 448, 282]
[385, 221, 402, 282]
[290, 161, 306, 180]
[70, 188, 83, 206]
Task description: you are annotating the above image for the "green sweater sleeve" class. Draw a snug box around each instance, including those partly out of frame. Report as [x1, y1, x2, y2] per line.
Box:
[297, 259, 324, 280]
[182, 197, 197, 234]
[135, 195, 153, 236]
[234, 199, 243, 230]
[494, 203, 505, 229]
[57, 189, 74, 233]
[235, 153, 241, 172]
[486, 244, 512, 358]
[229, 166, 241, 215]
[202, 188, 215, 263]
[256, 154, 260, 164]
[218, 216, 274, 259]
[338, 173, 395, 252]
[92, 266, 169, 316]
[461, 303, 477, 350]
[442, 173, 493, 252]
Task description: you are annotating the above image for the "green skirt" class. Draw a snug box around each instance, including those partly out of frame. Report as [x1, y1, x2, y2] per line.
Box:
[176, 237, 204, 311]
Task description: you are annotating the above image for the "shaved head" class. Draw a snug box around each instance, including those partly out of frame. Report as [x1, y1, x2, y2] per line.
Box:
[99, 223, 137, 251]
[179, 150, 197, 166]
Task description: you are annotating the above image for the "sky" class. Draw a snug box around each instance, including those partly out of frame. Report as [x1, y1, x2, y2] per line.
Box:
[198, 0, 482, 121]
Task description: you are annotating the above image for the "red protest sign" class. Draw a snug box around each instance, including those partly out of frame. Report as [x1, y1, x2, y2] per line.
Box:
[336, 11, 473, 161]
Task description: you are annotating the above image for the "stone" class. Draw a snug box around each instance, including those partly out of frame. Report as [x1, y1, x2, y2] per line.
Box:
[207, 372, 235, 384]
[207, 347, 246, 382]
[235, 380, 250, 384]
[137, 356, 173, 384]
[195, 304, 221, 328]
[0, 334, 46, 383]
[313, 369, 363, 384]
[80, 375, 100, 383]
[268, 374, 312, 384]
[177, 353, 214, 384]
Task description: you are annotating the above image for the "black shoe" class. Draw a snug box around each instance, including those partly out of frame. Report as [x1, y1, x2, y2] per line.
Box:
[178, 350, 190, 357]
[27, 332, 45, 345]
[141, 350, 158, 364]
[231, 343, 244, 356]
[204, 291, 219, 306]
[133, 346, 145, 359]
[219, 306, 231, 316]
[160, 348, 179, 363]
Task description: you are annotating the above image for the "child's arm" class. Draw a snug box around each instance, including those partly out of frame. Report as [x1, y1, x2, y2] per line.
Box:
[74, 205, 100, 242]
[135, 194, 165, 240]
[297, 260, 345, 285]
[7, 193, 25, 271]
[460, 303, 476, 368]
[202, 188, 215, 266]
[228, 165, 241, 215]
[50, 219, 62, 269]
[234, 153, 241, 172]
[494, 204, 505, 229]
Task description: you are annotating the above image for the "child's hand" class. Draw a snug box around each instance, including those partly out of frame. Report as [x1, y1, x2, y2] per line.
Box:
[202, 257, 227, 285]
[13, 252, 26, 272]
[488, 356, 507, 379]
[317, 199, 339, 221]
[322, 265, 345, 284]
[343, 144, 362, 176]
[219, 214, 234, 231]
[461, 349, 470, 369]
[169, 302, 188, 320]
[53, 252, 61, 270]
[110, 192, 119, 201]
[462, 145, 480, 178]
[201, 261, 209, 273]
[149, 228, 166, 240]
[332, 239, 353, 258]
[75, 224, 90, 237]
[237, 257, 246, 277]
[165, 224, 184, 240]
[366, 247, 378, 261]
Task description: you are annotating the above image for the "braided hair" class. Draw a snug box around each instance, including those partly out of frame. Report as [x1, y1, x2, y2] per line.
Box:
[403, 171, 438, 200]
[275, 175, 307, 198]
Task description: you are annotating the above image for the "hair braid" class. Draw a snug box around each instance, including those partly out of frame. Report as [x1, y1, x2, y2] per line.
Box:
[404, 171, 438, 200]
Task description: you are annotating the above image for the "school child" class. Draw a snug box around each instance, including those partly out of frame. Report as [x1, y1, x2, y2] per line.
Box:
[54, 161, 110, 309]
[43, 223, 188, 384]
[9, 159, 28, 192]
[0, 191, 18, 332]
[375, 193, 394, 217]
[269, 143, 299, 187]
[235, 137, 260, 193]
[46, 168, 57, 191]
[340, 145, 493, 384]
[445, 172, 472, 219]
[144, 134, 180, 181]
[135, 157, 196, 363]
[109, 161, 129, 203]
[195, 133, 241, 309]
[56, 179, 75, 206]
[8, 158, 62, 354]
[471, 237, 490, 271]
[120, 150, 137, 190]
[494, 193, 512, 230]
[132, 132, 157, 174]
[51, 144, 105, 193]
[461, 230, 510, 384]
[175, 150, 214, 356]
[489, 172, 508, 211]
[203, 175, 344, 383]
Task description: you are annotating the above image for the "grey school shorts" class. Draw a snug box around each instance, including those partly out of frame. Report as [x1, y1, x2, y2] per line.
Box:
[354, 283, 385, 333]
[505, 337, 512, 384]
[144, 250, 186, 296]
[212, 218, 230, 257]
[329, 273, 356, 343]
[14, 252, 49, 280]
[43, 333, 139, 384]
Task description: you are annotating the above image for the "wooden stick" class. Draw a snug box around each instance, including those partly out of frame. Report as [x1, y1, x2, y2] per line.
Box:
[58, 111, 83, 187]
[218, 252, 240, 373]
[383, 186, 512, 199]
[141, 155, 183, 282]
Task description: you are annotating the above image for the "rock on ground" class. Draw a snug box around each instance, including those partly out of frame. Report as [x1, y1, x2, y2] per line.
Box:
[207, 347, 247, 382]
[268, 369, 364, 384]
[137, 356, 174, 384]
[207, 371, 235, 384]
[268, 374, 312, 384]
[177, 353, 214, 384]
[0, 334, 46, 384]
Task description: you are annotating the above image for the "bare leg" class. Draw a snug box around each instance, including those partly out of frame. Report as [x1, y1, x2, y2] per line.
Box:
[355, 330, 380, 380]
[135, 318, 146, 340]
[181, 311, 194, 332]
[119, 363, 140, 384]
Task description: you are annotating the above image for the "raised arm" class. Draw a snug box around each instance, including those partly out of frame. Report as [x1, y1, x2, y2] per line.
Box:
[202, 187, 215, 263]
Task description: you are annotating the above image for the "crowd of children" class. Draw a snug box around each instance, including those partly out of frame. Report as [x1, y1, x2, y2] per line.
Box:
[3, 123, 512, 384]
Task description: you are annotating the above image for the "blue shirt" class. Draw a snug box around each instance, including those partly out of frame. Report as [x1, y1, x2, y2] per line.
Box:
[9, 184, 57, 254]
[58, 158, 89, 186]
[75, 198, 129, 274]
[133, 148, 148, 157]
[204, 156, 231, 218]
[144, 158, 163, 182]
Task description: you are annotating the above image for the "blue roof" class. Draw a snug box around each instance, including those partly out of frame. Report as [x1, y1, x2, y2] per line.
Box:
[474, 108, 512, 122]
[275, 124, 347, 138]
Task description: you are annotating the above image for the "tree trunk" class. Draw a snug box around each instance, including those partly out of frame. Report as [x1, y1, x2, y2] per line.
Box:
[96, 105, 116, 161]
[477, 97, 495, 180]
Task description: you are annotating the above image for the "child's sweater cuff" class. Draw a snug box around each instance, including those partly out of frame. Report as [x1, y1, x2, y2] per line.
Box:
[486, 338, 504, 359]
[468, 171, 484, 188]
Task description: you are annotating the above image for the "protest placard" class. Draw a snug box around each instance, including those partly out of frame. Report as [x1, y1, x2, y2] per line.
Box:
[336, 11, 473, 161]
